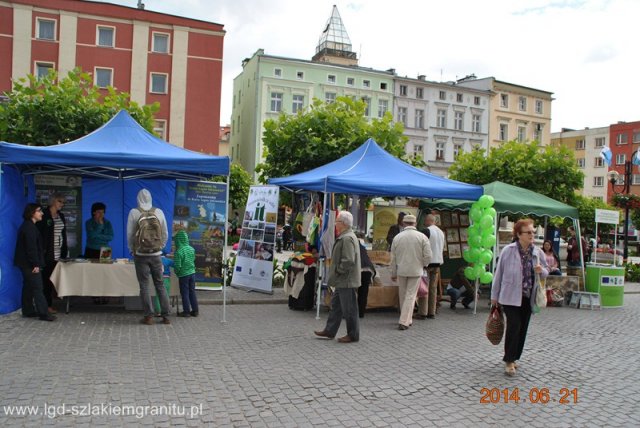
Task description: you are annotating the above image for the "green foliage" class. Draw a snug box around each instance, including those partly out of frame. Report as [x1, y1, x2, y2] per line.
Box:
[573, 194, 616, 233]
[449, 140, 584, 206]
[624, 262, 640, 282]
[256, 96, 414, 182]
[0, 68, 159, 146]
[214, 163, 253, 211]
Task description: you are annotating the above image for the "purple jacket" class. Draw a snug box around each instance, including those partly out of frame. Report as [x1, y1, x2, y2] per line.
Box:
[491, 242, 549, 308]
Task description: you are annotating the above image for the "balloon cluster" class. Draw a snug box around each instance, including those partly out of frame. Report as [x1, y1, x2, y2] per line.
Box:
[462, 195, 496, 284]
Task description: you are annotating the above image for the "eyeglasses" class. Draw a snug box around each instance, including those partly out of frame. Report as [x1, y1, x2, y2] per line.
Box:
[521, 231, 535, 235]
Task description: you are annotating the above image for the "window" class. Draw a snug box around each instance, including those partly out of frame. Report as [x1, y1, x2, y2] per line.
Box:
[474, 96, 480, 106]
[94, 67, 112, 88]
[439, 90, 446, 101]
[633, 174, 640, 185]
[380, 82, 387, 90]
[593, 176, 604, 187]
[150, 73, 168, 93]
[413, 144, 423, 158]
[325, 92, 336, 104]
[575, 139, 585, 149]
[595, 137, 605, 147]
[437, 109, 447, 128]
[535, 99, 543, 114]
[292, 94, 304, 113]
[416, 87, 423, 99]
[274, 68, 282, 78]
[454, 143, 463, 159]
[377, 99, 388, 118]
[398, 107, 407, 126]
[472, 114, 480, 132]
[153, 120, 166, 140]
[533, 126, 541, 142]
[296, 71, 304, 80]
[577, 158, 585, 168]
[363, 80, 370, 88]
[616, 154, 626, 165]
[347, 77, 355, 86]
[36, 18, 55, 40]
[454, 112, 464, 131]
[362, 97, 370, 116]
[327, 75, 336, 84]
[518, 96, 527, 111]
[617, 134, 628, 145]
[35, 62, 54, 79]
[97, 26, 114, 47]
[594, 157, 604, 167]
[517, 126, 526, 142]
[456, 93, 463, 103]
[152, 32, 169, 53]
[399, 85, 407, 96]
[634, 132, 640, 143]
[500, 94, 508, 108]
[436, 142, 445, 161]
[415, 109, 424, 129]
[270, 92, 282, 112]
[499, 124, 508, 141]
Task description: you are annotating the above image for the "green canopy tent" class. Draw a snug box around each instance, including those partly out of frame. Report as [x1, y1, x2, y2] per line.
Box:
[420, 181, 584, 312]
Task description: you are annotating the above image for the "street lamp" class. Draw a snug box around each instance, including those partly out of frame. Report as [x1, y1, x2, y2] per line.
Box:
[608, 160, 632, 260]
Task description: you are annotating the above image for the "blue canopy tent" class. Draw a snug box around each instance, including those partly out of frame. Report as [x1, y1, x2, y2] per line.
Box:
[269, 138, 483, 317]
[0, 110, 230, 315]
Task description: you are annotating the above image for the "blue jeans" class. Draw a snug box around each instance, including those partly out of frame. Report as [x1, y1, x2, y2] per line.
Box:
[447, 287, 473, 307]
[134, 255, 170, 317]
[179, 274, 198, 313]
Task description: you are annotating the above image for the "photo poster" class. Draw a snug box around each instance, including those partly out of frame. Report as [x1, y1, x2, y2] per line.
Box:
[371, 206, 418, 250]
[34, 175, 83, 258]
[172, 180, 228, 290]
[232, 185, 279, 293]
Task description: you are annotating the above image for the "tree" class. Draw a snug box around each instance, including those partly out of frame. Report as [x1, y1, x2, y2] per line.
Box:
[574, 194, 615, 234]
[226, 163, 253, 210]
[449, 140, 584, 206]
[0, 68, 159, 146]
[256, 96, 414, 182]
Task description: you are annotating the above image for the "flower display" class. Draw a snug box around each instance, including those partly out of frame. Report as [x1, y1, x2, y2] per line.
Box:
[611, 193, 640, 209]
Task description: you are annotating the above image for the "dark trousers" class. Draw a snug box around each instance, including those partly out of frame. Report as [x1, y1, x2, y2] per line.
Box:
[179, 274, 198, 313]
[42, 260, 58, 307]
[21, 267, 49, 317]
[357, 272, 372, 317]
[502, 296, 532, 362]
[325, 288, 359, 341]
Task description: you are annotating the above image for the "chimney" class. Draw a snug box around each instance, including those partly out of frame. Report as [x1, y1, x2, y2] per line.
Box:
[417, 74, 426, 81]
[137, 0, 145, 9]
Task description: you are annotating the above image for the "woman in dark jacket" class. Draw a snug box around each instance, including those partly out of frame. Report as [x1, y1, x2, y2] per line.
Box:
[357, 237, 376, 318]
[37, 193, 68, 313]
[14, 203, 55, 321]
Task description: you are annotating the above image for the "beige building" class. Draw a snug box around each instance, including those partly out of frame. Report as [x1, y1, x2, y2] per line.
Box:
[551, 126, 609, 200]
[457, 77, 553, 148]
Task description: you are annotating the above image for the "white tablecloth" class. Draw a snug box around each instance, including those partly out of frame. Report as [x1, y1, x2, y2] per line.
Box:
[51, 262, 178, 298]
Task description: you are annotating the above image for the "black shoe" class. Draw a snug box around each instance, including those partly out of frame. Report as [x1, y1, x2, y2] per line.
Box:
[426, 315, 435, 319]
[177, 312, 190, 317]
[463, 302, 471, 309]
[22, 313, 38, 318]
[450, 302, 457, 310]
[415, 314, 427, 320]
[398, 324, 409, 330]
[39, 315, 56, 321]
[190, 311, 199, 317]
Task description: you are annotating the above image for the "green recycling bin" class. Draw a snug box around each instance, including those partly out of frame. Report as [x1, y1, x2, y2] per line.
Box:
[585, 264, 625, 307]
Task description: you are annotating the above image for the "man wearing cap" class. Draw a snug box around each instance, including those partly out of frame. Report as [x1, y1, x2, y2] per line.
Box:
[390, 214, 432, 330]
[417, 213, 445, 319]
[386, 211, 406, 250]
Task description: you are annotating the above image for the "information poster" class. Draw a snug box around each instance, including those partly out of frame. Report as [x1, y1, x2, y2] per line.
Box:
[371, 206, 417, 250]
[232, 185, 279, 293]
[34, 175, 83, 258]
[172, 180, 228, 290]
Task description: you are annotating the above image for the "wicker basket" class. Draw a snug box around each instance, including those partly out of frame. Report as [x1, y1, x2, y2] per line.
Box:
[485, 306, 505, 345]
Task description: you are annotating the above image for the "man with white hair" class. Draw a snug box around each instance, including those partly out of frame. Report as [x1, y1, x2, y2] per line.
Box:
[417, 213, 445, 319]
[391, 214, 432, 330]
[314, 211, 361, 343]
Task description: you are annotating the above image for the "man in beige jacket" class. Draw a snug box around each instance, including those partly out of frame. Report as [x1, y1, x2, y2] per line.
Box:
[390, 214, 432, 330]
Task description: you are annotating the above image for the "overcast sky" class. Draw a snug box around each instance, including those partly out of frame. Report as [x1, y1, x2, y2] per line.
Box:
[97, 0, 638, 133]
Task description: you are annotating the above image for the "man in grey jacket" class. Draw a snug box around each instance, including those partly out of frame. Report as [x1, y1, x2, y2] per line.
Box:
[314, 211, 361, 343]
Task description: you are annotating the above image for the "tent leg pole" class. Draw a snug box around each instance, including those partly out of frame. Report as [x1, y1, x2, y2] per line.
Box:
[222, 174, 230, 324]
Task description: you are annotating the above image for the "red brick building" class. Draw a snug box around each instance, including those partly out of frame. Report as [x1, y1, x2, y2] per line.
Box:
[0, 0, 225, 153]
[608, 121, 640, 201]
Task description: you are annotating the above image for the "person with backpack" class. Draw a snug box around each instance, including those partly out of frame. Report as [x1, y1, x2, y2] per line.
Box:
[126, 189, 171, 325]
[173, 230, 198, 317]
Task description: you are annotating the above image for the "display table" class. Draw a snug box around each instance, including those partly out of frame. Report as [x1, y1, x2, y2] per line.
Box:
[585, 264, 625, 307]
[51, 261, 179, 312]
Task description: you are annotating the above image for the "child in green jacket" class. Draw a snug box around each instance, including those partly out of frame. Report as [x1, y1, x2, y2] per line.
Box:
[174, 230, 198, 317]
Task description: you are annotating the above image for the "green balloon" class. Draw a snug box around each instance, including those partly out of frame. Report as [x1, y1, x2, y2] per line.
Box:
[482, 234, 497, 248]
[468, 226, 480, 239]
[481, 227, 494, 238]
[469, 235, 482, 248]
[480, 215, 493, 229]
[464, 267, 475, 280]
[480, 271, 493, 284]
[479, 249, 493, 264]
[468, 247, 481, 262]
[484, 207, 497, 219]
[473, 264, 486, 278]
[463, 249, 473, 263]
[470, 206, 483, 222]
[478, 195, 495, 208]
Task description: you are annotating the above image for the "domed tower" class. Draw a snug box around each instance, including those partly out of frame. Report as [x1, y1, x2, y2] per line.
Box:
[312, 5, 358, 66]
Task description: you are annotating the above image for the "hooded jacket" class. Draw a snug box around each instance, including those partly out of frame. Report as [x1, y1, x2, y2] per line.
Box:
[173, 230, 196, 278]
[126, 189, 168, 256]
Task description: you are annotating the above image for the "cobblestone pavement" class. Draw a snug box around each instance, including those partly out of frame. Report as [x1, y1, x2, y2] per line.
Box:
[1, 291, 640, 427]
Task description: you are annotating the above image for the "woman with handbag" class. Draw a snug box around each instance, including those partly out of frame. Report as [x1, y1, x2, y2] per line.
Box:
[491, 218, 548, 376]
